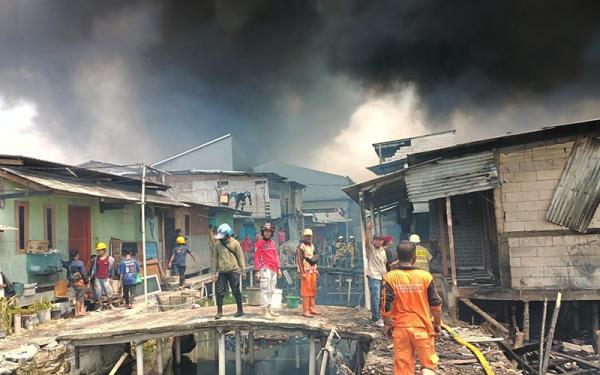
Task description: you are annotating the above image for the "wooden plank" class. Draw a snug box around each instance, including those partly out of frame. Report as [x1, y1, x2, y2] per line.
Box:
[446, 196, 457, 287]
[461, 298, 509, 335]
[438, 199, 449, 277]
[0, 158, 24, 165]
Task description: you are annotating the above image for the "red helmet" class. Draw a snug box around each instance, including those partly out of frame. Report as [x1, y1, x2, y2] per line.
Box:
[261, 223, 275, 235]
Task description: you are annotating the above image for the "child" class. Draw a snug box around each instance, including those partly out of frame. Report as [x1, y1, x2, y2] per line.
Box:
[119, 248, 140, 309]
[65, 249, 88, 316]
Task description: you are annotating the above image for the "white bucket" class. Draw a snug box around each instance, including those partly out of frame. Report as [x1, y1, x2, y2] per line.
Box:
[271, 289, 283, 309]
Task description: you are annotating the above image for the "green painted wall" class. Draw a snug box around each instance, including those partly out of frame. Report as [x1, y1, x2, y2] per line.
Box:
[0, 179, 159, 285]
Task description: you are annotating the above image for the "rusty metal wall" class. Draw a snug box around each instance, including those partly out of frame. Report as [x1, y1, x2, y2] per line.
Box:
[546, 135, 600, 232]
[405, 151, 500, 203]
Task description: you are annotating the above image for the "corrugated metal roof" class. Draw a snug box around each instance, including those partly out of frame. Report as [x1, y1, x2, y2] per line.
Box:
[546, 135, 600, 232]
[2, 168, 186, 207]
[405, 151, 500, 202]
[312, 212, 347, 224]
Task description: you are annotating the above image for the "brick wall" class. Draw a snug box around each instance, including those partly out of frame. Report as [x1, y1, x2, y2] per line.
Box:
[498, 140, 600, 289]
[509, 234, 600, 289]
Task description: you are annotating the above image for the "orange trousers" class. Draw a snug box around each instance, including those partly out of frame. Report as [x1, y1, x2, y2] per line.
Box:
[300, 272, 316, 297]
[392, 326, 438, 375]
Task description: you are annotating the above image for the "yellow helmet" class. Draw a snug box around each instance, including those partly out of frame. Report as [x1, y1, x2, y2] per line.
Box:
[96, 242, 107, 251]
[303, 228, 313, 237]
[176, 236, 186, 245]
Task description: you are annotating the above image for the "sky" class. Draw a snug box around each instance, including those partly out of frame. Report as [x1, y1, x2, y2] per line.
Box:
[1, 1, 600, 182]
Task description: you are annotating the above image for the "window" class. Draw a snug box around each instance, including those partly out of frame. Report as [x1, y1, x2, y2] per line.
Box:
[184, 214, 190, 237]
[44, 204, 56, 248]
[16, 201, 29, 253]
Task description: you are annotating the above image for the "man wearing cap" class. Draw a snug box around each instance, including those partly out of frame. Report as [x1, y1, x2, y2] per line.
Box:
[296, 228, 320, 318]
[365, 222, 387, 327]
[168, 236, 197, 288]
[90, 242, 115, 310]
[333, 235, 348, 266]
[409, 234, 433, 272]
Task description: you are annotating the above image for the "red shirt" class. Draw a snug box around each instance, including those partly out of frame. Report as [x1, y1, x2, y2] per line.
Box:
[95, 256, 110, 279]
[254, 239, 280, 273]
[242, 238, 252, 253]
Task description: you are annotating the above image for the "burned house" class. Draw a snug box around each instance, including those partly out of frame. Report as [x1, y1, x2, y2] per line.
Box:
[345, 119, 600, 338]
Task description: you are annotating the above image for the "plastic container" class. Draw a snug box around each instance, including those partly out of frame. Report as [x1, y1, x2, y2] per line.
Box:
[13, 282, 24, 297]
[286, 296, 300, 309]
[246, 287, 261, 306]
[271, 289, 283, 309]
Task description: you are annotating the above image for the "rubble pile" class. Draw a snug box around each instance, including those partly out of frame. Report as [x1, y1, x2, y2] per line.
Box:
[362, 316, 520, 375]
[0, 338, 69, 375]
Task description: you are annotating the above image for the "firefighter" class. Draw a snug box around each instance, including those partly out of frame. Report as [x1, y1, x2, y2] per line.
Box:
[381, 241, 442, 374]
[333, 235, 347, 266]
[296, 228, 320, 318]
[347, 235, 357, 267]
[409, 234, 433, 272]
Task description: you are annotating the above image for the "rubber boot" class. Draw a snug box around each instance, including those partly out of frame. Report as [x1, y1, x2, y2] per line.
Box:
[302, 298, 313, 318]
[234, 297, 244, 317]
[262, 307, 273, 319]
[268, 307, 280, 317]
[214, 305, 223, 320]
[309, 297, 321, 315]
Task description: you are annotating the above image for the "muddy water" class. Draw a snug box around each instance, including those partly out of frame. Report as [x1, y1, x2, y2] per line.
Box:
[165, 331, 354, 375]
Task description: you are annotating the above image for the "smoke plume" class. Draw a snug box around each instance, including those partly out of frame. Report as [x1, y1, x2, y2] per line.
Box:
[1, 0, 599, 174]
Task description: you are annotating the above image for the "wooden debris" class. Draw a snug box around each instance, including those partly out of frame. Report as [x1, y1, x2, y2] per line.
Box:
[461, 298, 509, 335]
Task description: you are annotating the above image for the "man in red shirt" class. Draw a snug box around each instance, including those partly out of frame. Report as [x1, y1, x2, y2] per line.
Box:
[254, 223, 282, 319]
[90, 242, 115, 311]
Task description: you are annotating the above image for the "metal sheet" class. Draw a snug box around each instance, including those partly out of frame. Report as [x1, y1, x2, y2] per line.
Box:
[405, 151, 500, 203]
[546, 135, 600, 232]
[2, 168, 186, 207]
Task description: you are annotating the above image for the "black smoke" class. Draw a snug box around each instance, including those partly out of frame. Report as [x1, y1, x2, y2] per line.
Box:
[0, 0, 599, 165]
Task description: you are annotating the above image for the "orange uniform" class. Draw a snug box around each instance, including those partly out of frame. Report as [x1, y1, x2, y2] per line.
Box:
[381, 266, 442, 374]
[296, 242, 320, 316]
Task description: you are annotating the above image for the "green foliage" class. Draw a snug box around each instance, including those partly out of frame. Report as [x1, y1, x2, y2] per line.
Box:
[0, 296, 21, 335]
[31, 297, 53, 312]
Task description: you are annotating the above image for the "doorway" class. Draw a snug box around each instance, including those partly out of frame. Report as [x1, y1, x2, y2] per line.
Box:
[68, 206, 91, 266]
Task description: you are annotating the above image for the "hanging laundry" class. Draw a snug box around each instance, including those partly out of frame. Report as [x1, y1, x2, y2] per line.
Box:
[235, 191, 252, 210]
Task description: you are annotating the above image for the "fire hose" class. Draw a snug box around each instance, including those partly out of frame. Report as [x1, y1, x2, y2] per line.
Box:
[442, 323, 495, 375]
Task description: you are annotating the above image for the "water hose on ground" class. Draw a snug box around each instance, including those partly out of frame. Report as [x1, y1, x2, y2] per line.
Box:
[442, 323, 495, 375]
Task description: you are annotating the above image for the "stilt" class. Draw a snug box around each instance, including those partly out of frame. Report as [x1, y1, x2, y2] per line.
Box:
[295, 336, 300, 369]
[136, 341, 144, 375]
[175, 336, 182, 365]
[510, 303, 517, 331]
[538, 298, 548, 375]
[74, 346, 80, 370]
[250, 270, 254, 287]
[212, 280, 217, 305]
[235, 331, 242, 375]
[523, 301, 530, 342]
[346, 278, 352, 306]
[308, 336, 316, 375]
[218, 329, 226, 375]
[156, 338, 164, 374]
[445, 196, 457, 287]
[573, 301, 580, 334]
[249, 330, 255, 365]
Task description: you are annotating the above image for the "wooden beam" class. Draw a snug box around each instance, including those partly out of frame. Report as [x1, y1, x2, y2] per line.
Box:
[438, 199, 449, 277]
[541, 292, 562, 375]
[445, 196, 457, 287]
[0, 159, 24, 166]
[523, 301, 530, 342]
[461, 298, 509, 335]
[358, 191, 371, 311]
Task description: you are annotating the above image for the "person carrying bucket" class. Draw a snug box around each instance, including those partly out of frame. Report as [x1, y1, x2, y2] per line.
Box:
[296, 228, 320, 318]
[254, 223, 282, 319]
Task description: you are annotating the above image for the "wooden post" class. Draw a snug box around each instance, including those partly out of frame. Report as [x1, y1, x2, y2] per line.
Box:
[74, 346, 80, 370]
[523, 301, 530, 342]
[510, 304, 517, 331]
[249, 330, 255, 364]
[592, 303, 599, 355]
[175, 336, 181, 365]
[438, 200, 448, 277]
[462, 298, 509, 335]
[541, 293, 562, 375]
[538, 298, 548, 375]
[136, 341, 144, 375]
[218, 329, 226, 375]
[358, 192, 371, 310]
[595, 330, 600, 356]
[295, 336, 300, 369]
[445, 196, 457, 287]
[156, 338, 164, 374]
[235, 331, 242, 375]
[308, 336, 316, 375]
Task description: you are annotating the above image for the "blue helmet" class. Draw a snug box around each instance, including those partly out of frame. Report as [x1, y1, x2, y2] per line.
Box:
[215, 223, 233, 240]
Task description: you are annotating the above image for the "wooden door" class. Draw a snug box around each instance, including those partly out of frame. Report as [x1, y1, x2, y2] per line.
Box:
[68, 206, 91, 266]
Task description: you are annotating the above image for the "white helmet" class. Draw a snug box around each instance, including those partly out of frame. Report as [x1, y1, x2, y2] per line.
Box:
[338, 235, 344, 240]
[409, 234, 421, 243]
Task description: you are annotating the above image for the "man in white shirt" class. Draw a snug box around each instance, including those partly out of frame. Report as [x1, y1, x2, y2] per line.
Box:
[364, 222, 387, 327]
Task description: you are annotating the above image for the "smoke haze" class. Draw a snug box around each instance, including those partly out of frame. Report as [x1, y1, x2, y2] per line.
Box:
[1, 1, 599, 181]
